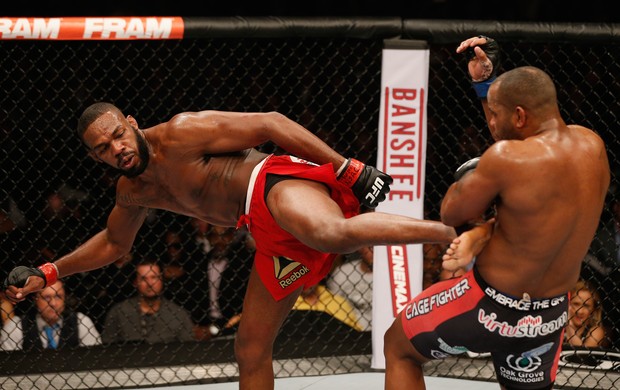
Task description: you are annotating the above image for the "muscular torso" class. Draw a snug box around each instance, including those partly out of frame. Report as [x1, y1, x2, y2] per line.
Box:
[116, 129, 268, 227]
[476, 125, 610, 298]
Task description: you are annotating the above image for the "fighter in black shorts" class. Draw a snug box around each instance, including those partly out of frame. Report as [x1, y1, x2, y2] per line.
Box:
[383, 35, 609, 390]
[401, 266, 567, 389]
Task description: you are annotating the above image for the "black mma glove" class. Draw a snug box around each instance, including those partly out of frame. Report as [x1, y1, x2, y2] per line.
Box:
[3, 263, 58, 289]
[337, 158, 393, 208]
[454, 157, 480, 181]
[464, 36, 501, 98]
[452, 157, 490, 235]
[453, 157, 479, 234]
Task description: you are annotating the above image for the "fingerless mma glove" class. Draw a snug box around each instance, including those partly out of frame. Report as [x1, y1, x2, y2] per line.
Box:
[453, 157, 483, 235]
[465, 35, 501, 98]
[3, 262, 58, 289]
[337, 158, 393, 209]
[454, 157, 480, 181]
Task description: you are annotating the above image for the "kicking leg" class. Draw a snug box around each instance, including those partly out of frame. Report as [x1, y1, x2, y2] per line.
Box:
[267, 179, 456, 255]
[442, 219, 494, 272]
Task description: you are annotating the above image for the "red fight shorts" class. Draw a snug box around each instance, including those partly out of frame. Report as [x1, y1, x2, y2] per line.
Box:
[401, 266, 568, 389]
[236, 154, 360, 301]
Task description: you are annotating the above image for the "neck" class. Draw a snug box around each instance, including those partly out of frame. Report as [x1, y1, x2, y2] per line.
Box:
[532, 117, 565, 136]
[140, 296, 161, 314]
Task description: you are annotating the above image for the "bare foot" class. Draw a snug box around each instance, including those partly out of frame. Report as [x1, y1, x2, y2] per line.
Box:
[442, 219, 494, 272]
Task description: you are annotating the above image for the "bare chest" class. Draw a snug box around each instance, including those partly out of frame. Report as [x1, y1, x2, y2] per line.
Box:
[118, 156, 253, 224]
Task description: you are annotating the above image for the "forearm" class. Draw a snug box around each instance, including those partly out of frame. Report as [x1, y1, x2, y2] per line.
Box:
[54, 230, 129, 278]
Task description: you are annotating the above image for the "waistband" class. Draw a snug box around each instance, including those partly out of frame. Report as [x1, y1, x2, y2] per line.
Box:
[244, 155, 270, 216]
[473, 266, 568, 311]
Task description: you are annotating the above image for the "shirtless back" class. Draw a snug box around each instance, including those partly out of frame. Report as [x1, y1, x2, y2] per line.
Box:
[441, 66, 610, 299]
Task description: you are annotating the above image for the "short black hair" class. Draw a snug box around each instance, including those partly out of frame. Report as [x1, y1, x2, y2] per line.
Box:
[76, 102, 119, 142]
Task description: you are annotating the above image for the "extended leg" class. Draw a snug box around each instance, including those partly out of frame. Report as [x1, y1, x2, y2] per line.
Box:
[267, 179, 456, 255]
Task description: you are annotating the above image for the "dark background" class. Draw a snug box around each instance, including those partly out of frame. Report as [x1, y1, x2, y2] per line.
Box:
[1, 0, 616, 23]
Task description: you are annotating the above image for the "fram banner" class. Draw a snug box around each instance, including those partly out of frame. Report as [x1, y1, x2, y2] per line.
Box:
[372, 40, 429, 369]
[0, 17, 184, 40]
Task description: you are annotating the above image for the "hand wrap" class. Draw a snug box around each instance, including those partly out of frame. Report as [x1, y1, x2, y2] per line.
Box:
[337, 158, 393, 209]
[3, 262, 58, 289]
[465, 35, 501, 98]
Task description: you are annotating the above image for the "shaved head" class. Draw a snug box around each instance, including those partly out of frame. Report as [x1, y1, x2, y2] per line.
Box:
[76, 102, 122, 142]
[493, 66, 558, 115]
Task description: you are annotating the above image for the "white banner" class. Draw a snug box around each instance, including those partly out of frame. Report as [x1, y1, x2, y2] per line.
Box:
[371, 40, 430, 369]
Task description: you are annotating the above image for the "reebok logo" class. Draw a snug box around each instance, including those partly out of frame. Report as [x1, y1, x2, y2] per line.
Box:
[273, 256, 309, 288]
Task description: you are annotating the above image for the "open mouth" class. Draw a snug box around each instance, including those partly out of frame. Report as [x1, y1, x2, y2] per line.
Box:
[119, 154, 134, 169]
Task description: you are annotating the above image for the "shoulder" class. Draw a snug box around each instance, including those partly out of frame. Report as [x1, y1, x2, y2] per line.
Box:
[481, 139, 546, 172]
[168, 110, 281, 129]
[110, 297, 136, 311]
[76, 312, 97, 326]
[2, 315, 23, 332]
[166, 110, 237, 130]
[567, 124, 606, 149]
[162, 298, 187, 311]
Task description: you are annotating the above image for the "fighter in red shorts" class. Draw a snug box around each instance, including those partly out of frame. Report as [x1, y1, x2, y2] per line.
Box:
[4, 104, 460, 390]
[237, 154, 360, 301]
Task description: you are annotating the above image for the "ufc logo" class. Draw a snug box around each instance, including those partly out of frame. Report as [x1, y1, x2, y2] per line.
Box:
[364, 177, 385, 202]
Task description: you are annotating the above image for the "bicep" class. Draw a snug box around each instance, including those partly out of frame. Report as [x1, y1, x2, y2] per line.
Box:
[172, 111, 273, 154]
[441, 149, 504, 226]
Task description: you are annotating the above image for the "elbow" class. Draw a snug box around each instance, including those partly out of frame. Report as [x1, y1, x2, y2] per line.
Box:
[263, 111, 286, 122]
[440, 201, 458, 227]
[103, 232, 133, 260]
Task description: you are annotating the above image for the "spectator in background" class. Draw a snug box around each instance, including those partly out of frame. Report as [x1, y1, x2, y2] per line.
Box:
[34, 189, 89, 262]
[422, 242, 455, 288]
[101, 259, 195, 344]
[564, 279, 609, 348]
[69, 251, 136, 331]
[1, 295, 15, 325]
[326, 246, 373, 331]
[160, 225, 210, 325]
[190, 217, 235, 322]
[1, 190, 30, 269]
[1, 280, 101, 351]
[162, 228, 190, 283]
[589, 190, 620, 269]
[584, 189, 620, 349]
[292, 282, 363, 332]
[210, 229, 255, 337]
[0, 192, 27, 234]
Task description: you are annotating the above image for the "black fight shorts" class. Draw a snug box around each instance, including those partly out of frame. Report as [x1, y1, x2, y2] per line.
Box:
[400, 266, 568, 389]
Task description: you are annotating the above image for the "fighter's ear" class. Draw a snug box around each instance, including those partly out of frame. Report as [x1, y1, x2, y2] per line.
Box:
[514, 106, 527, 128]
[126, 115, 138, 129]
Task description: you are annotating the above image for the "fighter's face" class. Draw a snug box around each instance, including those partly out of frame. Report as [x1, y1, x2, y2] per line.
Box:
[83, 111, 149, 178]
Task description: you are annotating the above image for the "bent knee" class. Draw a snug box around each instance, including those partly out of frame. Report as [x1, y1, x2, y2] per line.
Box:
[384, 317, 427, 366]
[305, 220, 358, 253]
[234, 333, 273, 367]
